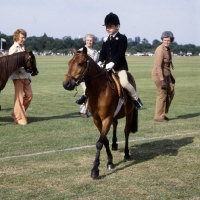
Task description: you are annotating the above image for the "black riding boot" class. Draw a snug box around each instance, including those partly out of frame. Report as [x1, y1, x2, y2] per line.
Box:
[76, 95, 87, 105]
[134, 98, 143, 109]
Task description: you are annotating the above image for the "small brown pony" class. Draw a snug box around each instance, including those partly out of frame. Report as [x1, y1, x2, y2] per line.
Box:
[0, 51, 39, 91]
[63, 47, 138, 178]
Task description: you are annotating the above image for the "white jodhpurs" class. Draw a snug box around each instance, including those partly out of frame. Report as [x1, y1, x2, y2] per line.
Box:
[115, 70, 138, 100]
[80, 82, 86, 94]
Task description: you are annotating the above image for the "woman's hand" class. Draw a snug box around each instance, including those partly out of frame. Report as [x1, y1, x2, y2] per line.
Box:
[161, 80, 167, 89]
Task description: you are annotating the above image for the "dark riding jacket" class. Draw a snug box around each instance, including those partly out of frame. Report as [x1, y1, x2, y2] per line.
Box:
[99, 32, 128, 71]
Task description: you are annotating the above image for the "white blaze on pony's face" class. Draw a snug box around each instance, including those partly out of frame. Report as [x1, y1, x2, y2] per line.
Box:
[162, 37, 171, 48]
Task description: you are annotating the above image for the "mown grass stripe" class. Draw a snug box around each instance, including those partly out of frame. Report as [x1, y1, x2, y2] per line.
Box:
[1, 131, 198, 160]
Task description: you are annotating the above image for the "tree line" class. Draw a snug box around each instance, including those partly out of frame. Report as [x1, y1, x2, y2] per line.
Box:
[1, 32, 200, 55]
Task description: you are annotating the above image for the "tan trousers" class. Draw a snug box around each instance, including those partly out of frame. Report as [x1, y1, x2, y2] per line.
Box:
[115, 70, 138, 99]
[11, 79, 33, 124]
[152, 75, 174, 120]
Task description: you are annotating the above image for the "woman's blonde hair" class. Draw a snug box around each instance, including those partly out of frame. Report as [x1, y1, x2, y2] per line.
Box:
[83, 33, 97, 44]
[13, 29, 27, 42]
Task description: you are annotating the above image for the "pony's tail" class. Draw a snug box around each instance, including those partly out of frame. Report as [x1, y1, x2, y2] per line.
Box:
[130, 108, 138, 133]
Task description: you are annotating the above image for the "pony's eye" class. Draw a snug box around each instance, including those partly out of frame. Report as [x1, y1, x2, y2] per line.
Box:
[78, 62, 84, 67]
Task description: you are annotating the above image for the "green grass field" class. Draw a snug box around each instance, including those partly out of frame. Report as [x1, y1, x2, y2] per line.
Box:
[0, 56, 200, 200]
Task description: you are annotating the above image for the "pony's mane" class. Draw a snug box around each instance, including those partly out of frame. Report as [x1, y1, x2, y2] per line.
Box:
[0, 52, 26, 79]
[74, 51, 102, 70]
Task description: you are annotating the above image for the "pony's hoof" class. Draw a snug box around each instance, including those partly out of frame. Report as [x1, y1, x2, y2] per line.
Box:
[112, 144, 118, 151]
[91, 169, 99, 178]
[107, 163, 115, 170]
[124, 155, 133, 161]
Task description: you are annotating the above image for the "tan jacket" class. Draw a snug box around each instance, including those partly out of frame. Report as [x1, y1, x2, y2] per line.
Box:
[9, 42, 31, 80]
[152, 43, 172, 81]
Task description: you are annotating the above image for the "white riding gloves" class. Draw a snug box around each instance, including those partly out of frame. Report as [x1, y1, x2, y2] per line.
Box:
[97, 61, 103, 67]
[106, 62, 114, 70]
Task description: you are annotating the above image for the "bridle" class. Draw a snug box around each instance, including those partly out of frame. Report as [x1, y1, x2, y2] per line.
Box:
[65, 53, 106, 86]
[25, 55, 35, 74]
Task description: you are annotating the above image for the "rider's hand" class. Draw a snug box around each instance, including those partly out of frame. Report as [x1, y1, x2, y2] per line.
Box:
[97, 61, 103, 67]
[106, 62, 114, 70]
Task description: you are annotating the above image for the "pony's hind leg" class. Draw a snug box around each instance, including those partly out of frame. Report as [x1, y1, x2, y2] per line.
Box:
[124, 113, 133, 160]
[112, 119, 118, 150]
[103, 136, 114, 169]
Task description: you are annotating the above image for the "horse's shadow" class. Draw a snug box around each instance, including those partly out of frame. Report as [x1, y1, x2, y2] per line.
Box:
[28, 112, 82, 123]
[0, 110, 82, 123]
[99, 137, 194, 179]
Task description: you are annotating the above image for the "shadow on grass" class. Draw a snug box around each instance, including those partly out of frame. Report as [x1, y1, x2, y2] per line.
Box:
[171, 112, 200, 120]
[99, 137, 194, 179]
[28, 112, 82, 123]
[0, 112, 82, 124]
[0, 107, 12, 111]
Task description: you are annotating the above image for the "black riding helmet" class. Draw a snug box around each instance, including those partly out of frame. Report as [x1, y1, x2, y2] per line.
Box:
[103, 12, 120, 26]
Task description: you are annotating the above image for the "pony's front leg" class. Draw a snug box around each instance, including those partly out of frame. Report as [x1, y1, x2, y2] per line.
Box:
[91, 141, 103, 178]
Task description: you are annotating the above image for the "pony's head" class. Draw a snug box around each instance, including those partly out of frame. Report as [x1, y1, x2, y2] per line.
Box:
[25, 51, 39, 76]
[63, 47, 89, 90]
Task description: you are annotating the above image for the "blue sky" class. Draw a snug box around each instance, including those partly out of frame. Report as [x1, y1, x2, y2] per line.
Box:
[1, 0, 200, 45]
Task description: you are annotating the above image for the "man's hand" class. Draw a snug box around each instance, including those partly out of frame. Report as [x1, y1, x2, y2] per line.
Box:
[106, 62, 114, 70]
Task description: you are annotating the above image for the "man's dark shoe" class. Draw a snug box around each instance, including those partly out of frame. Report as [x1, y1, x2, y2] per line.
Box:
[76, 95, 86, 105]
[134, 98, 143, 109]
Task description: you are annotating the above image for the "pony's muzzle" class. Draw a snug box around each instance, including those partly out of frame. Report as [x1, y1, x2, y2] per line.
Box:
[63, 80, 76, 90]
[30, 66, 39, 76]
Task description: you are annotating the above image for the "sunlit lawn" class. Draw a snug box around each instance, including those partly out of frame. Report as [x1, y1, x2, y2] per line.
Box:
[0, 55, 200, 200]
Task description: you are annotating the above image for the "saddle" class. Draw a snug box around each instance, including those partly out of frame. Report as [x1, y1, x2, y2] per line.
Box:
[109, 71, 127, 117]
[111, 71, 123, 98]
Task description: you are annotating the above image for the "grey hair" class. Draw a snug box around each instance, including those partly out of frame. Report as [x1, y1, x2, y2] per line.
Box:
[161, 31, 174, 42]
[83, 33, 97, 44]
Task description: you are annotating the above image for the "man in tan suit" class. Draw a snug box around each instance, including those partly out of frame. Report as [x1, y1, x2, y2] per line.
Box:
[152, 31, 175, 123]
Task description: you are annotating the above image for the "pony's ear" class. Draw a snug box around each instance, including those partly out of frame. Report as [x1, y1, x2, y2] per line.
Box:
[82, 46, 87, 55]
[72, 48, 77, 54]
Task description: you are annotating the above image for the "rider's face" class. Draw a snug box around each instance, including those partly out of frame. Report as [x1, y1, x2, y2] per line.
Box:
[106, 24, 120, 35]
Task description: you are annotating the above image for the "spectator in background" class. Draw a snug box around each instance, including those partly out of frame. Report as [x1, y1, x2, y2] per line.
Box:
[75, 33, 99, 118]
[152, 31, 175, 123]
[9, 29, 33, 125]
